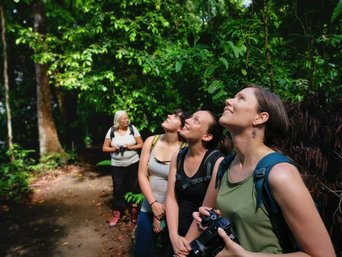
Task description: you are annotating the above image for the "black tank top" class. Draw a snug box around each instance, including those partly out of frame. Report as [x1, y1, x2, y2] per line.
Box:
[175, 148, 219, 236]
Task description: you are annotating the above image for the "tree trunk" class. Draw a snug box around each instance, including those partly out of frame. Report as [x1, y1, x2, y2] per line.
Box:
[32, 0, 64, 157]
[262, 0, 276, 91]
[55, 87, 78, 149]
[0, 5, 14, 161]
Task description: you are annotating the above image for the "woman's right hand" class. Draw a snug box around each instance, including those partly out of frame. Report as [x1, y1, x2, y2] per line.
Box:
[111, 145, 120, 153]
[171, 234, 191, 257]
[215, 227, 249, 257]
[193, 207, 221, 230]
[151, 202, 165, 220]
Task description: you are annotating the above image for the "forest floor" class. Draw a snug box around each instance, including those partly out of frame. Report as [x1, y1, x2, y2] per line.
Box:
[0, 160, 136, 257]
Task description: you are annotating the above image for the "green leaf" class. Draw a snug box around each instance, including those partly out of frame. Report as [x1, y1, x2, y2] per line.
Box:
[175, 61, 183, 72]
[213, 91, 226, 101]
[96, 160, 111, 166]
[204, 65, 217, 79]
[219, 57, 228, 69]
[208, 80, 223, 94]
[331, 0, 342, 23]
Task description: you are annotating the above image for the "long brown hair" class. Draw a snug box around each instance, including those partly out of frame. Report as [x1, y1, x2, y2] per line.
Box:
[204, 110, 233, 154]
[248, 84, 289, 149]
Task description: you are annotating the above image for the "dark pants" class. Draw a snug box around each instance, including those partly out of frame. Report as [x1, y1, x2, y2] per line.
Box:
[134, 211, 170, 257]
[111, 161, 140, 212]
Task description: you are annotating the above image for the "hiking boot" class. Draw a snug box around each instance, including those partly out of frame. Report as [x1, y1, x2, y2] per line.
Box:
[108, 210, 121, 227]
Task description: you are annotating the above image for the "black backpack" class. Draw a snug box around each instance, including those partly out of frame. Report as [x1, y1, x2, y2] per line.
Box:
[176, 147, 224, 190]
[215, 152, 300, 253]
[110, 124, 135, 140]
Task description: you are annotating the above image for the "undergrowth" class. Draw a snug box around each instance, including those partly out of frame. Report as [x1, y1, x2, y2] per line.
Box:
[0, 144, 76, 203]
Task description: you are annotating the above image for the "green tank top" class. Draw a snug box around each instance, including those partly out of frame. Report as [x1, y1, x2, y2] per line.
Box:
[216, 170, 283, 253]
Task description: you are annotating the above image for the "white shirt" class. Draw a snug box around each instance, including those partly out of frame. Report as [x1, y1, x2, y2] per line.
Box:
[105, 125, 140, 167]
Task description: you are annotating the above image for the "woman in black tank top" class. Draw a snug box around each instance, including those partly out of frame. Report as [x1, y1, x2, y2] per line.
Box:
[165, 110, 231, 257]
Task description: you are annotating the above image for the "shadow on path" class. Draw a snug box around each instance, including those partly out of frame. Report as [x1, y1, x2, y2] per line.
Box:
[0, 164, 135, 257]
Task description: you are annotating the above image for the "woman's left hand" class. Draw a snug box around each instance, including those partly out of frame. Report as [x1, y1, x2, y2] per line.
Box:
[152, 216, 163, 233]
[151, 202, 165, 220]
[215, 227, 249, 257]
[126, 144, 135, 150]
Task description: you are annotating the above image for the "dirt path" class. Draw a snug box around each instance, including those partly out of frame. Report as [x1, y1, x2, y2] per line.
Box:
[0, 164, 135, 257]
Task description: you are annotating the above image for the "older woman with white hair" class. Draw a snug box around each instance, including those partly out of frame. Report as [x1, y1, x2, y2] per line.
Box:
[102, 110, 144, 227]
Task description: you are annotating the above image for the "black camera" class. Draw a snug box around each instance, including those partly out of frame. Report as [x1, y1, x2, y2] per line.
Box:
[119, 145, 125, 155]
[189, 209, 238, 257]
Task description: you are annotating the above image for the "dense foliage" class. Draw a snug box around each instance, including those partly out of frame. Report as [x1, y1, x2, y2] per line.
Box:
[1, 0, 340, 147]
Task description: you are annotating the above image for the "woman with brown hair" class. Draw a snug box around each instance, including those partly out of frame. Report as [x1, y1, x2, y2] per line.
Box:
[134, 109, 189, 257]
[194, 85, 335, 257]
[166, 110, 231, 257]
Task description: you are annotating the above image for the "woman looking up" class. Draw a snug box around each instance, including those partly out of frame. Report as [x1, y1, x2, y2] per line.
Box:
[134, 109, 189, 257]
[102, 110, 144, 227]
[166, 110, 231, 257]
[194, 85, 335, 257]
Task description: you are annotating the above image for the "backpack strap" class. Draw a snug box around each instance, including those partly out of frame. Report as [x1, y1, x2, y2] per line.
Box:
[150, 135, 160, 153]
[110, 124, 135, 140]
[215, 153, 236, 189]
[215, 152, 299, 252]
[110, 126, 115, 140]
[253, 152, 299, 253]
[176, 148, 223, 190]
[253, 152, 291, 211]
[203, 150, 224, 179]
[180, 141, 187, 149]
[129, 124, 135, 136]
[176, 147, 189, 174]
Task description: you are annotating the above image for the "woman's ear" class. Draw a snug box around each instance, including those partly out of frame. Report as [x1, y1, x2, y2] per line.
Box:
[254, 112, 269, 125]
[202, 133, 213, 142]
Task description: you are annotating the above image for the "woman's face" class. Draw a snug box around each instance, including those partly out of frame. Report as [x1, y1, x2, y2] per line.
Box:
[161, 113, 182, 132]
[118, 114, 129, 127]
[219, 87, 259, 130]
[180, 110, 213, 140]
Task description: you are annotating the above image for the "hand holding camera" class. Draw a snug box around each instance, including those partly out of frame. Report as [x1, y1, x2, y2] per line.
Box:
[114, 145, 125, 156]
[189, 209, 238, 257]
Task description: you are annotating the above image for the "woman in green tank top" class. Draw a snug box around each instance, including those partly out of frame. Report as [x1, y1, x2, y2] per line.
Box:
[192, 85, 335, 257]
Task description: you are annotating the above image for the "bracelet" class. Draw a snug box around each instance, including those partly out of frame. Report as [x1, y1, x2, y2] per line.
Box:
[150, 200, 157, 207]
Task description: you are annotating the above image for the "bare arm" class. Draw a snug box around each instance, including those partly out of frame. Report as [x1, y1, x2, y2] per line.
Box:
[127, 136, 144, 151]
[138, 136, 155, 204]
[138, 136, 164, 219]
[215, 163, 336, 257]
[268, 163, 335, 257]
[166, 152, 180, 241]
[166, 152, 192, 256]
[102, 136, 119, 153]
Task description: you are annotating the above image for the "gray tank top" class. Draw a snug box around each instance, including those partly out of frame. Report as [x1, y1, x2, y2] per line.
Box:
[140, 148, 170, 212]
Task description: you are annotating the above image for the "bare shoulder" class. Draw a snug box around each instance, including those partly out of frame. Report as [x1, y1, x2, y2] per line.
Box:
[140, 135, 157, 153]
[268, 162, 309, 200]
[268, 162, 302, 183]
[145, 135, 155, 144]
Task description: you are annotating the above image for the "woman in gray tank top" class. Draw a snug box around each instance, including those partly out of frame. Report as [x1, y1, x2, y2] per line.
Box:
[134, 109, 189, 257]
